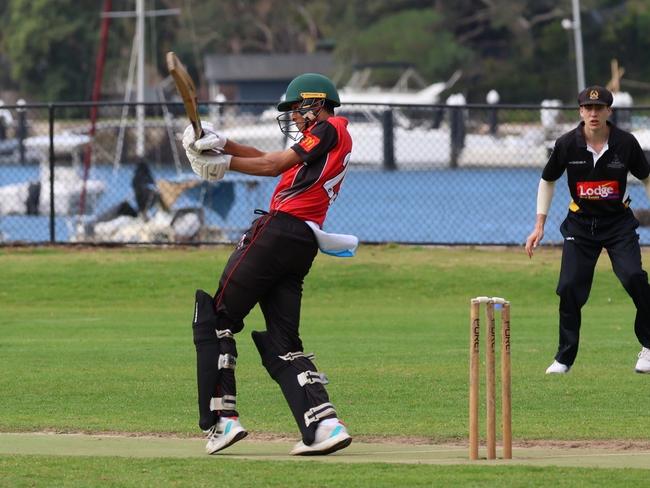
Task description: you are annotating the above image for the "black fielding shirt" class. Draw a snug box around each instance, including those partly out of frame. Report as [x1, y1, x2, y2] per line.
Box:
[542, 121, 650, 216]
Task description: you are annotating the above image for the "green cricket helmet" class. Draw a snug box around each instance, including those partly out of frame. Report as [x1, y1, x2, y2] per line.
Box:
[277, 73, 341, 112]
[276, 73, 341, 140]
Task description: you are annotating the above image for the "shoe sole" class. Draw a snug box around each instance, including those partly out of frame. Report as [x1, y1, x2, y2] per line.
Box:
[635, 369, 650, 374]
[292, 436, 352, 456]
[207, 430, 248, 455]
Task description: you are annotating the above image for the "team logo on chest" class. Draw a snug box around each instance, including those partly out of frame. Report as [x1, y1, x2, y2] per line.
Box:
[607, 154, 624, 169]
[576, 180, 619, 200]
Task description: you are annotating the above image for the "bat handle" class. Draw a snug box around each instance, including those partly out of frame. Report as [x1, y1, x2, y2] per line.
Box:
[193, 122, 204, 140]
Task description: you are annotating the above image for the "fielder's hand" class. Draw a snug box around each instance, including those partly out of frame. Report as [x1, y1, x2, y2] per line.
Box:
[525, 226, 544, 258]
[525, 214, 547, 258]
[182, 122, 227, 153]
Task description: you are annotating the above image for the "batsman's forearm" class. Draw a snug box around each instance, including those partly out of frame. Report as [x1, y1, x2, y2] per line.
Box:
[228, 147, 301, 177]
[224, 139, 265, 158]
[229, 156, 281, 176]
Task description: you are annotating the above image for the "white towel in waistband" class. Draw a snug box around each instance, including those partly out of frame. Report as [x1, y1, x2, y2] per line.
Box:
[305, 221, 359, 258]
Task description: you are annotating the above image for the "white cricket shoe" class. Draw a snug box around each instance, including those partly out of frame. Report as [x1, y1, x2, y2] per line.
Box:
[205, 417, 248, 455]
[290, 419, 352, 456]
[635, 347, 650, 374]
[545, 360, 570, 374]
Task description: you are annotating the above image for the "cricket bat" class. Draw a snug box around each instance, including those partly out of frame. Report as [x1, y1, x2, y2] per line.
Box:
[166, 51, 203, 139]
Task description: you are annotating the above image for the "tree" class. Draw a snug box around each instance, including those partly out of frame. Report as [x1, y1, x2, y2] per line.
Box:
[2, 0, 649, 104]
[588, 0, 650, 102]
[333, 7, 472, 87]
[4, 0, 100, 101]
[0, 0, 17, 94]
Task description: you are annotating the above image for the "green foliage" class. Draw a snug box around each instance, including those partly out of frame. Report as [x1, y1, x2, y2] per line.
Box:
[337, 9, 472, 85]
[594, 2, 650, 100]
[2, 0, 650, 104]
[4, 0, 99, 101]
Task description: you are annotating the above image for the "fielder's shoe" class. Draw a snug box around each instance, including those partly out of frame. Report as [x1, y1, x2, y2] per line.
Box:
[290, 419, 352, 456]
[635, 347, 650, 374]
[205, 416, 248, 455]
[545, 360, 570, 374]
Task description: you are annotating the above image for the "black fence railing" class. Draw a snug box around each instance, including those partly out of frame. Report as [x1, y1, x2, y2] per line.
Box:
[1, 101, 649, 245]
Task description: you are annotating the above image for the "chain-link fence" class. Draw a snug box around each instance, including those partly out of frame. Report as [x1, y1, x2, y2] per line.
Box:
[1, 100, 649, 245]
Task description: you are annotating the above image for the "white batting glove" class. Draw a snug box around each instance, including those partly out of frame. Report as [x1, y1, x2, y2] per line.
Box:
[182, 122, 227, 153]
[187, 151, 232, 182]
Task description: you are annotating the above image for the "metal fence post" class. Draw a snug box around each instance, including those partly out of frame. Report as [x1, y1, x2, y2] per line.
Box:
[382, 109, 396, 171]
[49, 104, 56, 243]
[487, 89, 500, 136]
[449, 106, 466, 169]
[17, 99, 26, 165]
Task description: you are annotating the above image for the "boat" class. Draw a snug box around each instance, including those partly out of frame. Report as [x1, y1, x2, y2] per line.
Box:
[221, 72, 549, 170]
[0, 160, 105, 216]
[0, 128, 104, 217]
[338, 68, 461, 106]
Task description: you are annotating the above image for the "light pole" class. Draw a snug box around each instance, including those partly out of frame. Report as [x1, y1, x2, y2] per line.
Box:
[562, 0, 585, 92]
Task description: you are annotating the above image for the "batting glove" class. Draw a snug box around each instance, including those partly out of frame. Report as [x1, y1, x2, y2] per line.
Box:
[187, 151, 232, 182]
[182, 122, 227, 153]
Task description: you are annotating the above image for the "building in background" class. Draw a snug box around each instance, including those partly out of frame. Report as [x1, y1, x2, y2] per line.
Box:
[204, 52, 334, 104]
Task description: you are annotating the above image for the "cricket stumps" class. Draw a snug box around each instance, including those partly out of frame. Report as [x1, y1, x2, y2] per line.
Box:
[469, 296, 511, 460]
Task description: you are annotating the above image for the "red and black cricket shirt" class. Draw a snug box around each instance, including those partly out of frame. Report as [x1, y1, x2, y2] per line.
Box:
[270, 116, 352, 227]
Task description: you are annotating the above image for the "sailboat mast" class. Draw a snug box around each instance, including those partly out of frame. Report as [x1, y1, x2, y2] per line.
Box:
[136, 0, 145, 158]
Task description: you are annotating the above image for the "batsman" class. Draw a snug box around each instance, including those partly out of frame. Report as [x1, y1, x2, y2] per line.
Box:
[183, 73, 355, 455]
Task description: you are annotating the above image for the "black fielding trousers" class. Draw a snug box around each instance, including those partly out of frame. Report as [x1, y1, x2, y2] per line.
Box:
[213, 210, 319, 406]
[555, 208, 650, 366]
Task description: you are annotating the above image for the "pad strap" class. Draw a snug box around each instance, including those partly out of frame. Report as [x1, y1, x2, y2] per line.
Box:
[279, 351, 315, 361]
[218, 353, 237, 370]
[304, 402, 336, 427]
[216, 329, 233, 339]
[210, 395, 237, 412]
[297, 371, 329, 387]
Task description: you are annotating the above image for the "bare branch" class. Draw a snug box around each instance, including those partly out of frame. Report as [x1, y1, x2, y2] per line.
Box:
[517, 7, 565, 30]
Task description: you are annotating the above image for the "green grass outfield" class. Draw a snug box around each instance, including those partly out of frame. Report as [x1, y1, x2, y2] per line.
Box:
[1, 245, 649, 486]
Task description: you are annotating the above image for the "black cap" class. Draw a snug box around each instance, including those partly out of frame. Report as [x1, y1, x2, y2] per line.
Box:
[577, 85, 613, 107]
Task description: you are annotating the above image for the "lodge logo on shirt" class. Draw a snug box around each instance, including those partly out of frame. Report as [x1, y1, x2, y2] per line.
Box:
[576, 180, 620, 200]
[299, 133, 320, 152]
[568, 160, 587, 165]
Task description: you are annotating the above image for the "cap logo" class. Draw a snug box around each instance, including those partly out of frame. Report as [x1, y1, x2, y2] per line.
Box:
[589, 89, 599, 100]
[300, 92, 326, 99]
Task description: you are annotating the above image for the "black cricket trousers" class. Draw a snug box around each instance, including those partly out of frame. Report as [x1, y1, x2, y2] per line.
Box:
[555, 208, 650, 366]
[211, 210, 319, 411]
[215, 209, 318, 350]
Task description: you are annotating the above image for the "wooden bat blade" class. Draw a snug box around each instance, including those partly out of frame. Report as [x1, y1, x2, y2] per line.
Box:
[166, 51, 203, 139]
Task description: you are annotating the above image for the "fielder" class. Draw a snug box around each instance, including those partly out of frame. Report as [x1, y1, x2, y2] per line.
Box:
[183, 73, 355, 455]
[525, 85, 650, 375]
